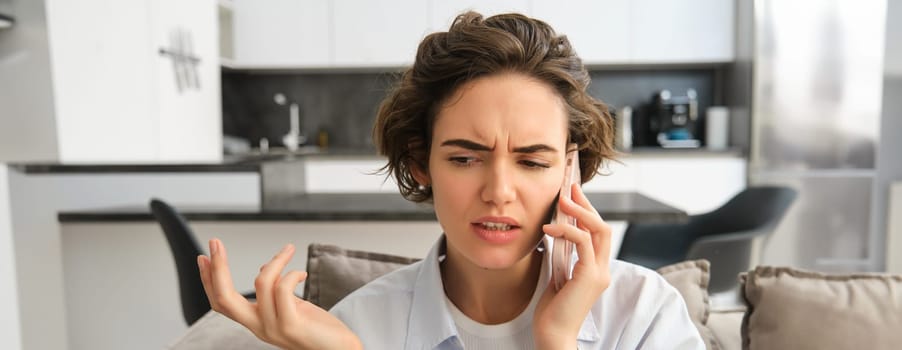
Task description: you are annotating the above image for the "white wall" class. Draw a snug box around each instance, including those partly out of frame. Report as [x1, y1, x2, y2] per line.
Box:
[0, 0, 60, 162]
[0, 166, 22, 350]
[7, 170, 259, 350]
[873, 0, 902, 271]
[888, 182, 902, 274]
[885, 0, 902, 77]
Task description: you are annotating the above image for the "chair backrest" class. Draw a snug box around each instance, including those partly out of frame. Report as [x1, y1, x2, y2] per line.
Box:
[617, 186, 797, 293]
[688, 186, 797, 241]
[149, 198, 209, 325]
[686, 186, 797, 293]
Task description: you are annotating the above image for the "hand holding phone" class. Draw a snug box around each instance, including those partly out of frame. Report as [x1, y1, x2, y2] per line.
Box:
[551, 144, 580, 291]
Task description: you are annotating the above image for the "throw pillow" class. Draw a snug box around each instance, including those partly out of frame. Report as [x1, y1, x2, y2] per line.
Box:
[303, 243, 421, 310]
[741, 266, 902, 350]
[657, 259, 720, 350]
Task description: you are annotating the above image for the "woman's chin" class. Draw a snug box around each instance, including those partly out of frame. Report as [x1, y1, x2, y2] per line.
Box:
[469, 248, 537, 270]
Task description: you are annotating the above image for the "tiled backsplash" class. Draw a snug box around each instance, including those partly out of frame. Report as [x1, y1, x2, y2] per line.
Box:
[222, 71, 398, 151]
[222, 67, 722, 150]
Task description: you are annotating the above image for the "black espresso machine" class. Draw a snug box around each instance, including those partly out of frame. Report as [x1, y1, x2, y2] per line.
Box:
[631, 89, 700, 148]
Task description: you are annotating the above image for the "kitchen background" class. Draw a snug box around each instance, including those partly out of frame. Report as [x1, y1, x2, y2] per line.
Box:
[221, 68, 723, 152]
[0, 0, 900, 350]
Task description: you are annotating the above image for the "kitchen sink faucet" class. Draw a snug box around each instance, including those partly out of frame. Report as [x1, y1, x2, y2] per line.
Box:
[274, 93, 305, 152]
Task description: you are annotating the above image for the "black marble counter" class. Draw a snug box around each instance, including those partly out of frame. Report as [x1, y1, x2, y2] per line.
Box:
[12, 162, 261, 174]
[58, 192, 687, 223]
[11, 147, 741, 174]
[9, 148, 381, 174]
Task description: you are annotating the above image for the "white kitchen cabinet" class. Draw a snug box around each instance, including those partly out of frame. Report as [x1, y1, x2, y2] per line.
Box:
[630, 0, 734, 63]
[0, 0, 221, 163]
[430, 0, 531, 32]
[333, 0, 428, 67]
[232, 0, 330, 68]
[152, 0, 223, 161]
[532, 0, 632, 65]
[227, 0, 733, 69]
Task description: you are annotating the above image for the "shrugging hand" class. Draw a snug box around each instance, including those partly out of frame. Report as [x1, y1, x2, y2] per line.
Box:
[534, 184, 613, 350]
[197, 239, 362, 350]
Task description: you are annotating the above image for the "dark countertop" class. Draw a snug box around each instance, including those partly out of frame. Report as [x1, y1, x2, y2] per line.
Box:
[58, 192, 688, 223]
[11, 147, 742, 174]
[11, 162, 262, 174]
[8, 148, 382, 174]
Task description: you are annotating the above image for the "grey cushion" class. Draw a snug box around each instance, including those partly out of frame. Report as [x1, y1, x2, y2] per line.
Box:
[302, 243, 421, 310]
[657, 259, 720, 350]
[741, 266, 902, 350]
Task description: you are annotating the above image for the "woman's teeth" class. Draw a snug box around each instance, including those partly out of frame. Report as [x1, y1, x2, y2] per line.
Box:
[480, 222, 512, 230]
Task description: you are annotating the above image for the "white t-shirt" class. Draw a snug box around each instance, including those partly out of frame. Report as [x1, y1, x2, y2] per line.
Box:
[330, 236, 705, 350]
[442, 247, 546, 350]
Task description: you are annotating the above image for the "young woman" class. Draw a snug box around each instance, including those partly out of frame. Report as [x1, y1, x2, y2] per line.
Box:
[197, 12, 704, 350]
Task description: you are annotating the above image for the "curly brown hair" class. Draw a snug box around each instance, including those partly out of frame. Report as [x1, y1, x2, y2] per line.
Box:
[373, 11, 616, 203]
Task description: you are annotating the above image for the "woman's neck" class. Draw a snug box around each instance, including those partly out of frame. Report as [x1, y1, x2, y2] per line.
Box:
[440, 241, 544, 325]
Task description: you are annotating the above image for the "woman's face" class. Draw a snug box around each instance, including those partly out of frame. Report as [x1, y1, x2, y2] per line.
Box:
[423, 73, 569, 270]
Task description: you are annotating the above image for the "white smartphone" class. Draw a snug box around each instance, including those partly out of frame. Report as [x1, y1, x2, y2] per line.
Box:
[551, 144, 580, 292]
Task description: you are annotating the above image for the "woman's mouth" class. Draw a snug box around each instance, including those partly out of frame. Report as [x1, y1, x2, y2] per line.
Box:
[479, 222, 513, 230]
[471, 219, 521, 244]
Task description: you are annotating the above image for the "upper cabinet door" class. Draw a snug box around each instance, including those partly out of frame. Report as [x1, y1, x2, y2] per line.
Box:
[431, 0, 531, 33]
[152, 0, 222, 161]
[332, 0, 429, 67]
[233, 0, 331, 68]
[630, 0, 734, 63]
[45, 0, 158, 162]
[226, 0, 735, 69]
[532, 0, 632, 65]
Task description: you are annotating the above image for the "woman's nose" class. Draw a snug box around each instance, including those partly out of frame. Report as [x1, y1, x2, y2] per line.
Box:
[481, 162, 516, 206]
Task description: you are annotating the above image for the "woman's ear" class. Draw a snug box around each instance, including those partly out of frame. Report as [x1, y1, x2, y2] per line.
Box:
[410, 163, 430, 187]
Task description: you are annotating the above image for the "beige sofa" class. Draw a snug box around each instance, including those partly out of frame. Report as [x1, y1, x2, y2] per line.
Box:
[169, 245, 902, 350]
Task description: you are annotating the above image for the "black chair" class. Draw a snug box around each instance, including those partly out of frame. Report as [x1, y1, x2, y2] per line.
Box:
[617, 186, 797, 294]
[150, 198, 255, 325]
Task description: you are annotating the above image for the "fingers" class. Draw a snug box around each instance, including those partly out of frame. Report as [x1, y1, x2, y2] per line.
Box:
[544, 220, 595, 264]
[559, 184, 612, 263]
[275, 270, 308, 325]
[255, 244, 296, 328]
[198, 255, 213, 300]
[205, 239, 260, 329]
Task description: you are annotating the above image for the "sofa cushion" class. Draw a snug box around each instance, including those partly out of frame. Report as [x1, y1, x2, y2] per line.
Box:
[707, 308, 743, 350]
[741, 266, 902, 350]
[168, 311, 275, 349]
[657, 259, 720, 350]
[302, 244, 421, 310]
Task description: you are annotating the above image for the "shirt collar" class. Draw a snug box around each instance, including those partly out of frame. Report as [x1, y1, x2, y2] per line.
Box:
[404, 235, 600, 349]
[405, 236, 460, 350]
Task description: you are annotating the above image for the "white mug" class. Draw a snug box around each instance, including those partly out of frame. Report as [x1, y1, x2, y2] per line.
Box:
[706, 106, 729, 150]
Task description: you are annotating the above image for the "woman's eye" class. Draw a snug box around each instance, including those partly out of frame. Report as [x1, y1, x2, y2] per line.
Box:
[449, 157, 477, 167]
[520, 160, 550, 169]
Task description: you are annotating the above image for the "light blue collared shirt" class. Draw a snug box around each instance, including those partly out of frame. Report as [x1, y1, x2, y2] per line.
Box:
[330, 236, 704, 350]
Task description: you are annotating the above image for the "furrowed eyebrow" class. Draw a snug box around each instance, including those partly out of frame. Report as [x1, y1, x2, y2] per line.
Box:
[439, 139, 558, 154]
[512, 144, 557, 154]
[440, 139, 492, 151]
